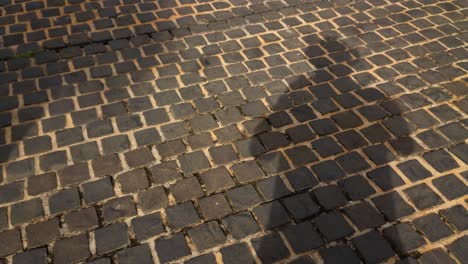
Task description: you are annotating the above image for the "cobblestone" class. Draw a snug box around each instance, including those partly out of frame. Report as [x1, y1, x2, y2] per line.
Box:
[0, 0, 466, 262]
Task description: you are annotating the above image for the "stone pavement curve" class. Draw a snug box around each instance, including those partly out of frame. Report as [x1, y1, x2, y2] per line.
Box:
[0, 0, 467, 263]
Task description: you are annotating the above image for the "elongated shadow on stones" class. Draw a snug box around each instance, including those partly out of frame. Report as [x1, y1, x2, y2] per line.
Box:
[250, 35, 416, 263]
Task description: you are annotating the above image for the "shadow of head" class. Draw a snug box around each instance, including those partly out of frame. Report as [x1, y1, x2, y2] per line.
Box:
[248, 34, 417, 262]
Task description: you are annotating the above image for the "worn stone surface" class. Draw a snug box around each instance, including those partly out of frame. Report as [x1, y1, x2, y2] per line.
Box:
[0, 0, 466, 262]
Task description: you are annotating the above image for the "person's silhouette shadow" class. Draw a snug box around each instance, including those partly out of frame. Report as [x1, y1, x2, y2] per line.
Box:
[249, 35, 416, 263]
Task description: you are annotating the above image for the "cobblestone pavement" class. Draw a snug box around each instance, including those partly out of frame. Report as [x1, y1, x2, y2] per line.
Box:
[0, 0, 467, 263]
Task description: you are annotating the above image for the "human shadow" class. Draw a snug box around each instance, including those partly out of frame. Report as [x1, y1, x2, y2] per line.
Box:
[249, 35, 421, 263]
[0, 1, 466, 263]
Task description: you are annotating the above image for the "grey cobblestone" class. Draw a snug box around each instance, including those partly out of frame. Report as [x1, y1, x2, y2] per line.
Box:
[0, 0, 466, 262]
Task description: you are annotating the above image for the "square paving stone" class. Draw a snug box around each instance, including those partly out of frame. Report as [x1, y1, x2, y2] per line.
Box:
[165, 201, 200, 229]
[102, 196, 136, 223]
[403, 183, 443, 210]
[396, 159, 432, 182]
[8, 158, 36, 181]
[188, 221, 226, 251]
[243, 118, 271, 136]
[0, 181, 24, 205]
[253, 201, 290, 229]
[143, 108, 170, 125]
[285, 166, 318, 191]
[0, 229, 22, 257]
[220, 243, 256, 264]
[312, 137, 344, 158]
[64, 207, 99, 233]
[82, 177, 114, 204]
[412, 213, 454, 242]
[138, 186, 169, 212]
[416, 130, 449, 149]
[49, 188, 81, 215]
[0, 208, 6, 231]
[149, 161, 182, 185]
[226, 184, 263, 211]
[161, 122, 190, 140]
[309, 118, 339, 136]
[222, 212, 260, 239]
[200, 167, 235, 194]
[53, 234, 90, 264]
[92, 154, 122, 177]
[351, 230, 395, 263]
[363, 144, 397, 165]
[70, 142, 100, 162]
[339, 175, 376, 200]
[258, 132, 290, 151]
[372, 191, 415, 221]
[367, 165, 405, 191]
[449, 143, 468, 163]
[251, 233, 290, 263]
[285, 145, 318, 165]
[214, 125, 242, 143]
[319, 245, 361, 264]
[335, 130, 368, 150]
[382, 116, 417, 137]
[156, 139, 186, 159]
[343, 202, 385, 231]
[235, 137, 265, 157]
[199, 194, 232, 219]
[404, 109, 439, 129]
[231, 160, 265, 183]
[124, 147, 154, 168]
[257, 175, 291, 201]
[283, 193, 321, 221]
[448, 236, 468, 263]
[422, 149, 459, 172]
[131, 213, 164, 241]
[336, 151, 370, 174]
[178, 151, 211, 174]
[170, 177, 204, 202]
[286, 124, 316, 143]
[116, 244, 154, 264]
[185, 253, 217, 264]
[282, 222, 323, 253]
[171, 103, 196, 119]
[311, 160, 345, 182]
[95, 222, 130, 255]
[419, 249, 458, 264]
[102, 135, 130, 154]
[215, 107, 244, 125]
[268, 111, 293, 128]
[155, 233, 191, 263]
[26, 218, 60, 248]
[118, 169, 150, 194]
[383, 223, 426, 254]
[134, 128, 162, 146]
[439, 205, 468, 231]
[312, 185, 347, 210]
[360, 123, 393, 143]
[188, 133, 214, 149]
[39, 151, 67, 171]
[13, 248, 47, 264]
[58, 163, 90, 187]
[432, 174, 468, 200]
[332, 110, 364, 129]
[189, 114, 218, 133]
[258, 151, 291, 175]
[209, 145, 238, 165]
[315, 211, 354, 242]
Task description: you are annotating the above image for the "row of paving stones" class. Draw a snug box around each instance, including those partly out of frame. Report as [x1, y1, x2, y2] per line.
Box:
[0, 0, 327, 55]
[0, 0, 467, 263]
